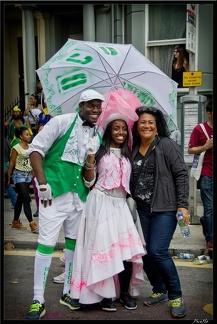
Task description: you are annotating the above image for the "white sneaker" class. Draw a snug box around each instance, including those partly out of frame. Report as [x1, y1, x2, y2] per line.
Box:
[53, 272, 65, 284]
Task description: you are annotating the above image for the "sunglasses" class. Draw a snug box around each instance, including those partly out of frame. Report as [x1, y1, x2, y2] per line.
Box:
[136, 106, 157, 114]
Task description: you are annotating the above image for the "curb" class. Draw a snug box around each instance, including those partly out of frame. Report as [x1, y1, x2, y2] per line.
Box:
[4, 239, 208, 258]
[4, 240, 65, 251]
[4, 198, 210, 258]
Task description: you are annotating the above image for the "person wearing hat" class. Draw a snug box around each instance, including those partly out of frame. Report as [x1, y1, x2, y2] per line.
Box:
[12, 105, 21, 112]
[4, 106, 31, 142]
[70, 91, 146, 312]
[25, 89, 104, 320]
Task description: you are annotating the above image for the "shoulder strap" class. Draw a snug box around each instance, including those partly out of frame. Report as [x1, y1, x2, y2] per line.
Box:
[199, 123, 210, 140]
[29, 109, 35, 119]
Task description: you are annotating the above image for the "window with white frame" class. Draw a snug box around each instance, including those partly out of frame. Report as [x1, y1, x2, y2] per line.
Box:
[147, 4, 188, 81]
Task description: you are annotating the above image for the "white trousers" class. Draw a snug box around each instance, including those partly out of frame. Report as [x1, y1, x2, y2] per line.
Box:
[38, 192, 85, 246]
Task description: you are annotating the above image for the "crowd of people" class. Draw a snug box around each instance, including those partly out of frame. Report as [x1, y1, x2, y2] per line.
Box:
[4, 84, 212, 320]
[4, 82, 53, 217]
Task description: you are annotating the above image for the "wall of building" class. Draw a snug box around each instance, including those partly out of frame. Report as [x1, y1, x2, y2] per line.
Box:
[3, 4, 213, 115]
[126, 4, 146, 54]
[95, 5, 112, 43]
[4, 20, 22, 109]
[198, 4, 213, 93]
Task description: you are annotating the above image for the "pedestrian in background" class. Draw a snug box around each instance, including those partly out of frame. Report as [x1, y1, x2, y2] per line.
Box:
[36, 79, 47, 110]
[131, 106, 189, 318]
[170, 127, 181, 147]
[37, 111, 53, 132]
[171, 46, 189, 88]
[23, 93, 44, 135]
[7, 126, 39, 233]
[10, 115, 33, 148]
[25, 89, 105, 320]
[188, 100, 213, 249]
[70, 108, 145, 312]
[4, 106, 31, 142]
[4, 137, 17, 209]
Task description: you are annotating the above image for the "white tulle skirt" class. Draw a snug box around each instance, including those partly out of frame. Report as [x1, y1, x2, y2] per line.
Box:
[70, 187, 146, 304]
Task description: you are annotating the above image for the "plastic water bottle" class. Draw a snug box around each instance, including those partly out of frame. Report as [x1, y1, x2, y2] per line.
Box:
[176, 253, 195, 259]
[177, 212, 190, 237]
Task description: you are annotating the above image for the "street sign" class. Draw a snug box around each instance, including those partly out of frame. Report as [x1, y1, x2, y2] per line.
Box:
[183, 71, 202, 87]
[186, 4, 197, 53]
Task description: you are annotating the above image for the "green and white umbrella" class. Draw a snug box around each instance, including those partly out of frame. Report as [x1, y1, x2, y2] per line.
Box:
[36, 38, 178, 129]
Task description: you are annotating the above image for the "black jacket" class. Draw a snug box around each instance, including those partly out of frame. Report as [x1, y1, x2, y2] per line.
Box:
[131, 136, 189, 212]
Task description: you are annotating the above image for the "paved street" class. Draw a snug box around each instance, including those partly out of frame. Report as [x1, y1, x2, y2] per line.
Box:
[3, 196, 214, 321]
[3, 250, 213, 321]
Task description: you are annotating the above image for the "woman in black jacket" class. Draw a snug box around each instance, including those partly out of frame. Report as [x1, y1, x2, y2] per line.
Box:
[131, 106, 189, 319]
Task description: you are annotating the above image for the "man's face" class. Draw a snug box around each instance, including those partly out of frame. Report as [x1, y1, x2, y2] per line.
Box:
[207, 110, 212, 122]
[79, 99, 102, 124]
[13, 111, 21, 117]
[14, 120, 24, 129]
[37, 82, 43, 91]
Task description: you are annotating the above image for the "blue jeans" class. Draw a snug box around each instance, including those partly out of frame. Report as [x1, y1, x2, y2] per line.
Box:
[5, 185, 17, 206]
[137, 204, 182, 300]
[12, 169, 32, 184]
[198, 176, 213, 242]
[12, 169, 33, 223]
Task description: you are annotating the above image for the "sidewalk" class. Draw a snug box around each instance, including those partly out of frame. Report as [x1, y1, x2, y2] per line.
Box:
[3, 196, 209, 257]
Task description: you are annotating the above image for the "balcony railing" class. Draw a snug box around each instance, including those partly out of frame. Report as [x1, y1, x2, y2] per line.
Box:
[4, 93, 28, 139]
[4, 97, 25, 139]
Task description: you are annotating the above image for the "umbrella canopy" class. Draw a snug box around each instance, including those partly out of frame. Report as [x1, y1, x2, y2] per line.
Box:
[36, 38, 178, 129]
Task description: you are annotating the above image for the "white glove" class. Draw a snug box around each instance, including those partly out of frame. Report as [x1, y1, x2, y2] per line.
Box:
[37, 183, 52, 203]
[86, 136, 100, 155]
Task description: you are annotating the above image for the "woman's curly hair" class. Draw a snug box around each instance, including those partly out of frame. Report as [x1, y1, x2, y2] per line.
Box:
[132, 106, 171, 149]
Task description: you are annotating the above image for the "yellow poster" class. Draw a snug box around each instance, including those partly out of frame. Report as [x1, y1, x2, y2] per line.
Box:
[183, 71, 202, 87]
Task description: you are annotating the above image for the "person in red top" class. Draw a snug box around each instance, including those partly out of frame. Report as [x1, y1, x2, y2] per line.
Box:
[188, 100, 213, 249]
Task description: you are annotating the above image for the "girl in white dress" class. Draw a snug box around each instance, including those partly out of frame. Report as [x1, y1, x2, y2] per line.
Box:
[70, 111, 146, 312]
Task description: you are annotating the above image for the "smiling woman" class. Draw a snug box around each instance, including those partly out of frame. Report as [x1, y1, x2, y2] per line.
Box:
[130, 106, 189, 318]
